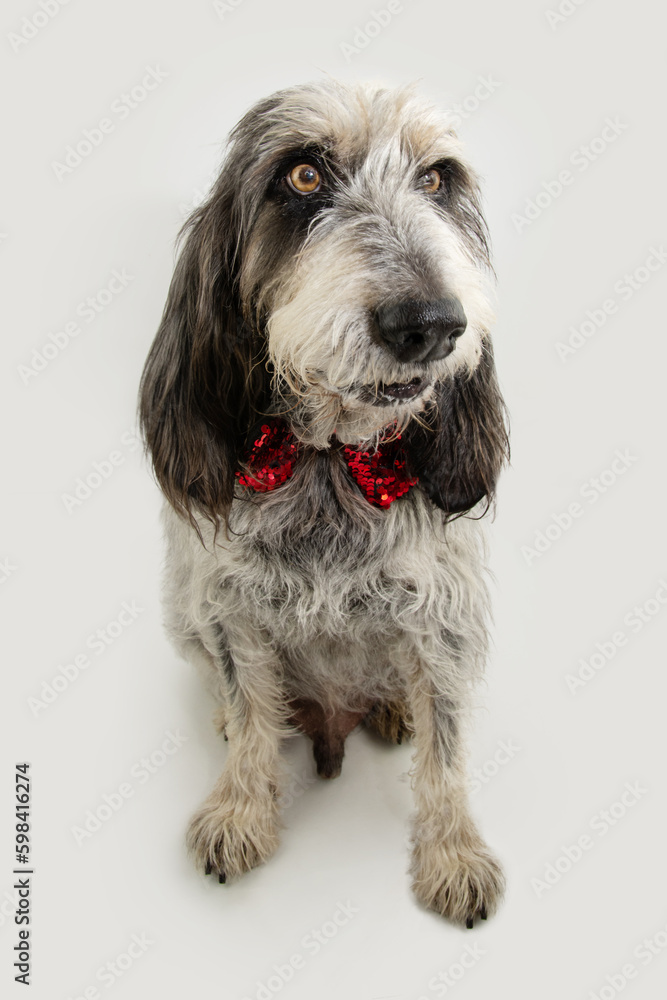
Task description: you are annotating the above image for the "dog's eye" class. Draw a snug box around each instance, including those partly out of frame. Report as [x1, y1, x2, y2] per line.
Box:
[286, 163, 322, 194]
[417, 168, 442, 194]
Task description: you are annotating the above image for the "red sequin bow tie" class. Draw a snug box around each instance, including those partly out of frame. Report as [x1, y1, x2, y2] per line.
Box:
[237, 418, 418, 508]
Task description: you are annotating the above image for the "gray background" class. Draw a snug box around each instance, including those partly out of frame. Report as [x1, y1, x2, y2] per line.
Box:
[2, 0, 666, 997]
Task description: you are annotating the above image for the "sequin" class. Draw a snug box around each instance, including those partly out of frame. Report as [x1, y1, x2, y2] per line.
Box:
[236, 419, 299, 493]
[236, 417, 417, 507]
[343, 429, 417, 508]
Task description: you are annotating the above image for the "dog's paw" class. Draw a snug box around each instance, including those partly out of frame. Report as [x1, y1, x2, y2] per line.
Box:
[411, 836, 505, 927]
[186, 795, 279, 883]
[364, 701, 413, 745]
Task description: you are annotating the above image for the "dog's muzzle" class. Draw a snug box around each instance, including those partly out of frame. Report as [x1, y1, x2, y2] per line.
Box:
[375, 297, 467, 364]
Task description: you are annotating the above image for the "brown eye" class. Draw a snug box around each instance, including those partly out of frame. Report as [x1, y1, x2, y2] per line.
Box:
[418, 168, 441, 193]
[287, 163, 322, 194]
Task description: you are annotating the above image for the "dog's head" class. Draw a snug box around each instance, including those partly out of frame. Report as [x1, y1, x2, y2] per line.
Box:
[140, 80, 508, 527]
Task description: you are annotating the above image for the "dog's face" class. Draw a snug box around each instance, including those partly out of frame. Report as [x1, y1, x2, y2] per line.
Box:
[140, 80, 507, 526]
[224, 82, 494, 445]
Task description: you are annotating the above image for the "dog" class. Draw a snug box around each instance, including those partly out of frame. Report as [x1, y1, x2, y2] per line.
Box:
[139, 79, 509, 927]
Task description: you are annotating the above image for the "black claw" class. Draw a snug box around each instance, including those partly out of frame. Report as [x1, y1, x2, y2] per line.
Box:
[466, 917, 474, 929]
[218, 872, 226, 884]
[481, 906, 487, 920]
[204, 861, 212, 875]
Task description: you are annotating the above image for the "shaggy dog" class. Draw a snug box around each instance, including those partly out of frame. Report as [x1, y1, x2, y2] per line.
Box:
[139, 79, 509, 927]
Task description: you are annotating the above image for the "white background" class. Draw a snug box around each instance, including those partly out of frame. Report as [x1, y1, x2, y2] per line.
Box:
[2, 1, 667, 998]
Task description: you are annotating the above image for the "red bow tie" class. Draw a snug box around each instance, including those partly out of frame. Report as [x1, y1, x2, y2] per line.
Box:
[236, 418, 418, 508]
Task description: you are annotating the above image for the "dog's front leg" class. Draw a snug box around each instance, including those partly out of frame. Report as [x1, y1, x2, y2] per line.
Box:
[186, 620, 286, 882]
[408, 666, 505, 926]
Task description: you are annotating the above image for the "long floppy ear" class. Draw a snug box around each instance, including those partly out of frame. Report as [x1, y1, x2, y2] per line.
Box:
[403, 343, 509, 517]
[138, 189, 271, 530]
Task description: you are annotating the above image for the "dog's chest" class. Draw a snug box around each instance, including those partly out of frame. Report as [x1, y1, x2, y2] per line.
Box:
[226, 489, 461, 646]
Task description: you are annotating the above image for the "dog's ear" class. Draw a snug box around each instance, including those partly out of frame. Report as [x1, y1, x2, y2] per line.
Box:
[403, 344, 509, 517]
[139, 189, 270, 530]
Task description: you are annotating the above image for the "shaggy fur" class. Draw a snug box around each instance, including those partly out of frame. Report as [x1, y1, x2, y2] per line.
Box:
[139, 79, 509, 927]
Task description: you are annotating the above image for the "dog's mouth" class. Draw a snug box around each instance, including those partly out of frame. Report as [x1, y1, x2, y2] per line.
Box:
[372, 376, 429, 405]
[315, 373, 432, 408]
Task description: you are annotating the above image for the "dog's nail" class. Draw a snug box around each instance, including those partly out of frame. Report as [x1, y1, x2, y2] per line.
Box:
[219, 872, 226, 884]
[466, 917, 474, 929]
[205, 861, 212, 875]
[481, 906, 487, 920]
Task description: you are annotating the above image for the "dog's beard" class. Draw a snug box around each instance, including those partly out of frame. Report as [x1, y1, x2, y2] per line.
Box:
[261, 208, 491, 448]
[277, 385, 425, 450]
[266, 305, 481, 448]
[269, 349, 451, 449]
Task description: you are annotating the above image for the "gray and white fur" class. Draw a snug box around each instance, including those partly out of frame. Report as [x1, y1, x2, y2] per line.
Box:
[139, 79, 509, 927]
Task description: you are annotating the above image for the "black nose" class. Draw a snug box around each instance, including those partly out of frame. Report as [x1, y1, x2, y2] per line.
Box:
[375, 297, 468, 363]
